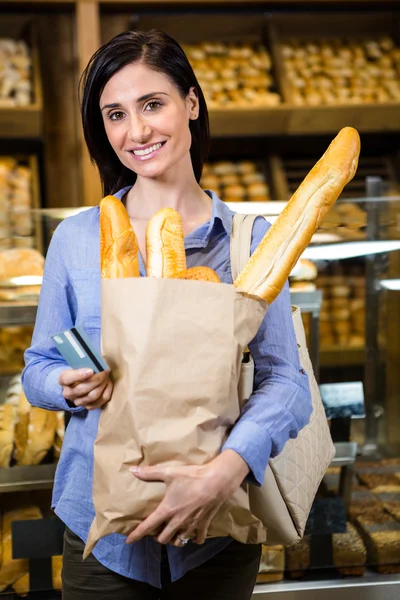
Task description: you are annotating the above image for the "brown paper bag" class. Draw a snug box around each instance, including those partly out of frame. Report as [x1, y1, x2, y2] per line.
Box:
[84, 278, 268, 558]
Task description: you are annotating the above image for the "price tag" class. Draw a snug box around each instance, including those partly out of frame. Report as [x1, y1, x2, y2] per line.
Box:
[319, 381, 365, 419]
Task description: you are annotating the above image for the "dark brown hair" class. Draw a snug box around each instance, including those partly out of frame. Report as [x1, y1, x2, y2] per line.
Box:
[80, 30, 210, 195]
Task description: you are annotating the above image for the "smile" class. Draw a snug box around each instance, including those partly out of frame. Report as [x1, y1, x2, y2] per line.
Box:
[130, 142, 165, 159]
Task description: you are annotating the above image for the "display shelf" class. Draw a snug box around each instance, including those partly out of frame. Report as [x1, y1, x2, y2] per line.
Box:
[0, 18, 43, 138]
[0, 463, 56, 493]
[320, 345, 365, 367]
[0, 302, 38, 326]
[252, 571, 400, 599]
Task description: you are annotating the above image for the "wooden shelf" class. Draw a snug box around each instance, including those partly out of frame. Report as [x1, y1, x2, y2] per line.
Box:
[320, 345, 365, 367]
[209, 103, 400, 137]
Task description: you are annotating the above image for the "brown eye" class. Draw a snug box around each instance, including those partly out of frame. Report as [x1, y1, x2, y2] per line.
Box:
[109, 111, 125, 121]
[145, 100, 162, 111]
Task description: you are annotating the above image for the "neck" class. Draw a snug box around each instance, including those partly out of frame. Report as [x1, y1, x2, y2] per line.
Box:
[124, 155, 211, 222]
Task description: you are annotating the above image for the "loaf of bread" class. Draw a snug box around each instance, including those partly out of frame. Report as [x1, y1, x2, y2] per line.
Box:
[171, 266, 221, 283]
[0, 248, 44, 280]
[286, 523, 366, 578]
[14, 389, 58, 466]
[146, 208, 186, 278]
[0, 504, 42, 592]
[100, 195, 139, 278]
[234, 127, 360, 303]
[0, 404, 17, 467]
[355, 512, 400, 574]
[256, 545, 284, 583]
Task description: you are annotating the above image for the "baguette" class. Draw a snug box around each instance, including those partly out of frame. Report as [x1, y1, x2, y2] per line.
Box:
[100, 195, 139, 278]
[171, 266, 221, 283]
[234, 127, 360, 303]
[146, 208, 186, 278]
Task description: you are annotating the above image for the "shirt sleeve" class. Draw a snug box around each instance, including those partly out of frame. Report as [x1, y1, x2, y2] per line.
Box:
[222, 219, 313, 486]
[22, 223, 84, 413]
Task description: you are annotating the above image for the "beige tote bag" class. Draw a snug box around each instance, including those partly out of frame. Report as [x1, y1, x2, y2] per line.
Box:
[231, 213, 335, 546]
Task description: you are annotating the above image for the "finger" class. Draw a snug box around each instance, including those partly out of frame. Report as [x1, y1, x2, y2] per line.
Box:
[130, 464, 173, 483]
[59, 368, 94, 387]
[157, 518, 185, 545]
[63, 371, 110, 401]
[170, 528, 195, 548]
[101, 379, 114, 403]
[74, 381, 108, 407]
[194, 509, 218, 545]
[126, 509, 168, 544]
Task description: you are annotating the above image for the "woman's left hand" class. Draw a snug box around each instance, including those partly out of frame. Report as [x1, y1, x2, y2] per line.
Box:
[126, 449, 249, 547]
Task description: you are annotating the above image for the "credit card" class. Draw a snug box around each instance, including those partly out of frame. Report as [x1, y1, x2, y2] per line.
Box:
[52, 326, 108, 373]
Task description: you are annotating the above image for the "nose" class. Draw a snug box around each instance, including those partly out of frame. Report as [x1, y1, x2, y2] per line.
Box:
[128, 113, 152, 145]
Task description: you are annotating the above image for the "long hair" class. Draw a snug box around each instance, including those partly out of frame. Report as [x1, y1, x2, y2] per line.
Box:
[80, 30, 210, 195]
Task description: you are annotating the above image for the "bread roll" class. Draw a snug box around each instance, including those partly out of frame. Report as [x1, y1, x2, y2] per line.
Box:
[14, 389, 57, 466]
[99, 195, 139, 279]
[234, 127, 360, 303]
[171, 266, 220, 283]
[0, 248, 44, 280]
[146, 208, 186, 278]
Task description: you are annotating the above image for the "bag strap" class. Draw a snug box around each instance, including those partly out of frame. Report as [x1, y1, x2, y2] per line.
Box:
[230, 213, 261, 282]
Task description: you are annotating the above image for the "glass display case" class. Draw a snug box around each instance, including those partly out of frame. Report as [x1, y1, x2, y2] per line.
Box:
[0, 190, 399, 598]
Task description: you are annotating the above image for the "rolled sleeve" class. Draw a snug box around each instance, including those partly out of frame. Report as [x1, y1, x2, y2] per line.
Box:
[22, 223, 83, 413]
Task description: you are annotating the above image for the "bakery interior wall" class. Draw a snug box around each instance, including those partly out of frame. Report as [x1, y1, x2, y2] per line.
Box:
[1, 1, 400, 449]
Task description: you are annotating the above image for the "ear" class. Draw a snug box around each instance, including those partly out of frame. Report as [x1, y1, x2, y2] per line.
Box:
[186, 87, 199, 120]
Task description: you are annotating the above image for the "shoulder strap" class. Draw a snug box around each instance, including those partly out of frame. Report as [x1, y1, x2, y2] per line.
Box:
[230, 213, 260, 282]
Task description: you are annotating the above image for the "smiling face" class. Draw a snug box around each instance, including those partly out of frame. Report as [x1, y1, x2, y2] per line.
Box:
[100, 62, 199, 181]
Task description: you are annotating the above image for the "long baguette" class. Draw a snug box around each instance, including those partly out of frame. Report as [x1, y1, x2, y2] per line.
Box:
[146, 208, 186, 278]
[234, 127, 360, 303]
[100, 195, 139, 278]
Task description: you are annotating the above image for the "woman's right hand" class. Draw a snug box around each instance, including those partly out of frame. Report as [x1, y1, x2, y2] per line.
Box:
[58, 368, 113, 410]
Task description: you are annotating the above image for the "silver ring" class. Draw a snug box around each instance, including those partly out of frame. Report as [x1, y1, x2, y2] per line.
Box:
[177, 535, 190, 545]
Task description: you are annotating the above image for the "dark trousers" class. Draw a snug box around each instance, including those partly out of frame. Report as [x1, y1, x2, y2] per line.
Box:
[62, 527, 261, 600]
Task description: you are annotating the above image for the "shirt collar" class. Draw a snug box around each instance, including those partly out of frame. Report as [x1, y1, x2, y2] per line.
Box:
[113, 187, 233, 245]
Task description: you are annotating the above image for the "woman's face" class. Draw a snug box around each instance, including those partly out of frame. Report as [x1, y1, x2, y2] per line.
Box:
[100, 62, 199, 180]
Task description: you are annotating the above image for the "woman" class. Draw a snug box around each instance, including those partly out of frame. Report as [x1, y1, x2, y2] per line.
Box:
[22, 30, 312, 600]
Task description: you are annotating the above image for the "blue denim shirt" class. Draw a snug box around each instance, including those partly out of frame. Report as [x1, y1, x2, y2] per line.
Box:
[22, 189, 312, 588]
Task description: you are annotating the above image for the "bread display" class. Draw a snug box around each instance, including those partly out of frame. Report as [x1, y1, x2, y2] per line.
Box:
[0, 404, 17, 468]
[315, 264, 365, 348]
[0, 158, 35, 249]
[146, 208, 186, 278]
[100, 195, 140, 278]
[234, 127, 360, 303]
[183, 41, 281, 108]
[14, 388, 58, 466]
[355, 511, 400, 574]
[371, 486, 400, 522]
[256, 545, 284, 583]
[282, 36, 400, 105]
[12, 555, 62, 596]
[201, 160, 271, 202]
[0, 504, 42, 593]
[1, 375, 64, 467]
[285, 523, 366, 578]
[0, 38, 32, 107]
[0, 326, 34, 373]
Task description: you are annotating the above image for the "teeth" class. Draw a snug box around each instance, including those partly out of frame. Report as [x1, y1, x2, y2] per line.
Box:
[133, 143, 162, 156]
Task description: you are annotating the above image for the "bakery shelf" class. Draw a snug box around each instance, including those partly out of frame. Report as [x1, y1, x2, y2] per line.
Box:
[0, 302, 37, 326]
[320, 345, 365, 367]
[0, 463, 56, 493]
[252, 571, 400, 599]
[0, 18, 43, 138]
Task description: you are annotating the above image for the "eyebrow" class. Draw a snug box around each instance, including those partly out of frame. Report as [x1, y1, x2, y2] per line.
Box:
[100, 92, 169, 112]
